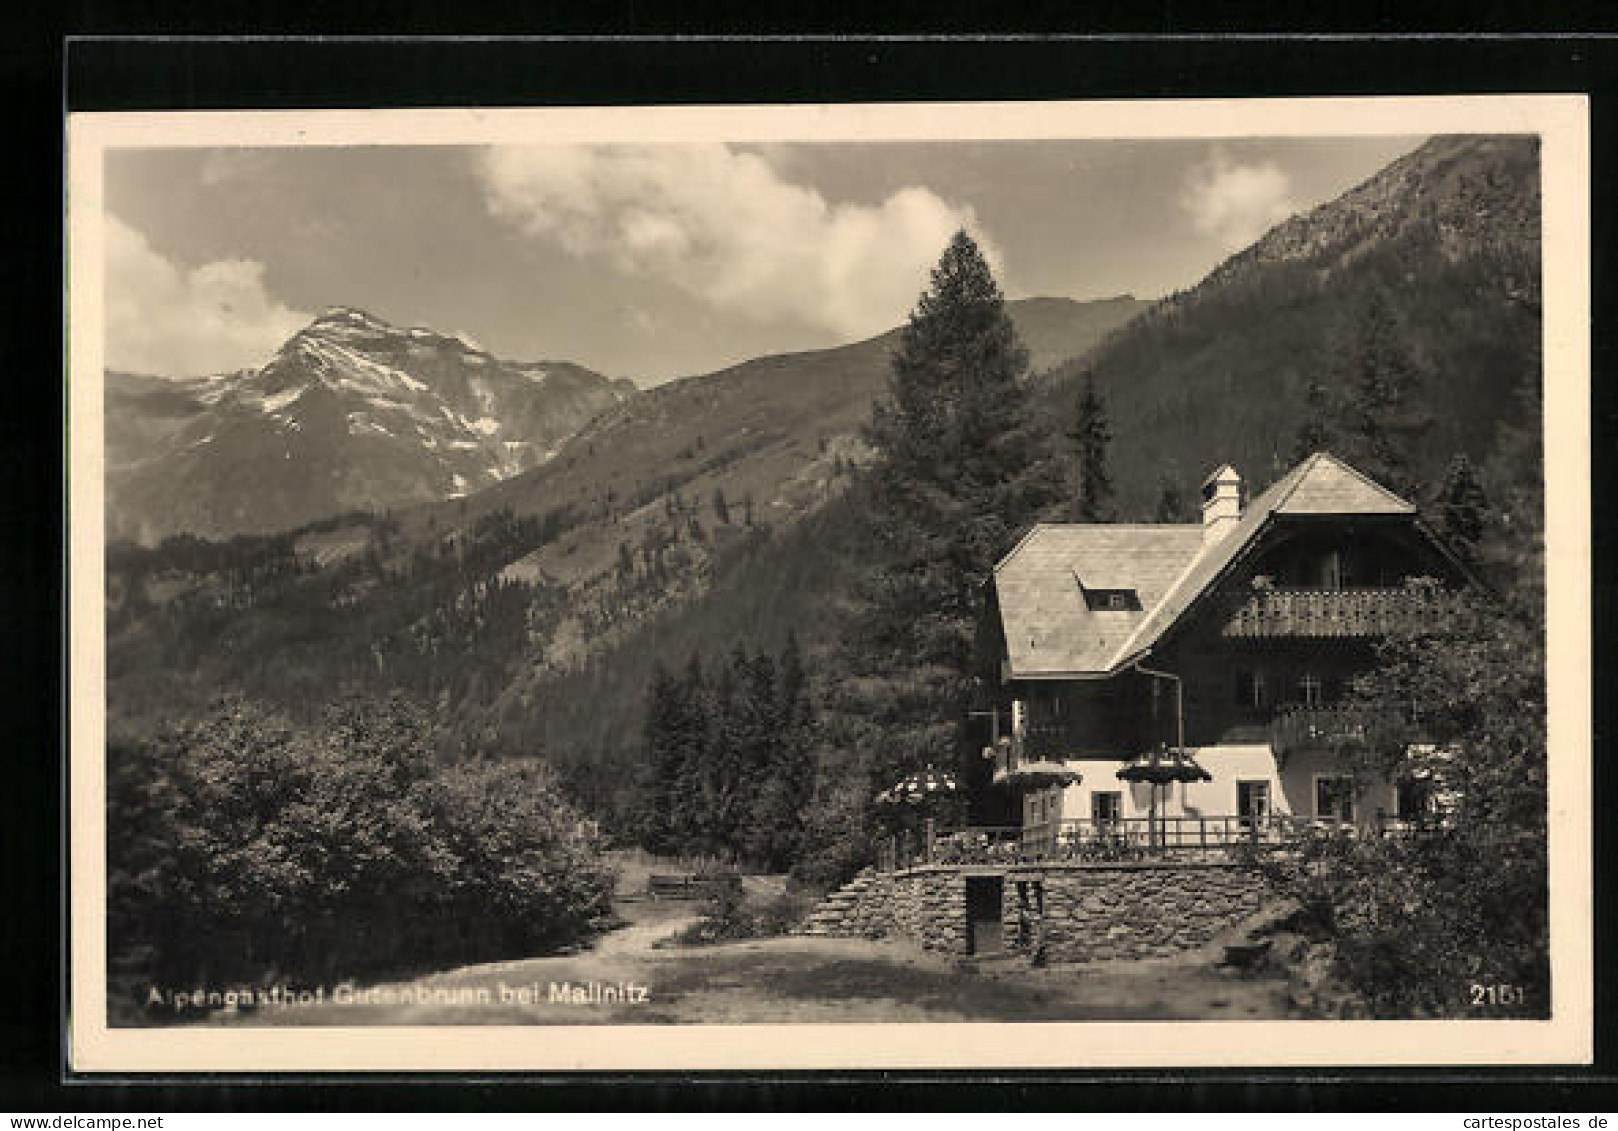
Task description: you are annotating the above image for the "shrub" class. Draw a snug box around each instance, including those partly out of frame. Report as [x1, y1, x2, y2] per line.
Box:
[416, 758, 618, 957]
[667, 885, 812, 945]
[1258, 828, 1546, 1018]
[1258, 596, 1548, 1018]
[106, 694, 617, 1016]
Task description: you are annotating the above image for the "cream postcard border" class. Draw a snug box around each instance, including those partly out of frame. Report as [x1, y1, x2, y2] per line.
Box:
[66, 94, 1592, 1072]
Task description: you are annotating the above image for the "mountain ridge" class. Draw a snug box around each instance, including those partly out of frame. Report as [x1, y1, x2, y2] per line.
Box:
[105, 306, 635, 543]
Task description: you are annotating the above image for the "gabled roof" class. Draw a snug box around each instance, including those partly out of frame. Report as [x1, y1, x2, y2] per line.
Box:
[1109, 452, 1415, 667]
[994, 524, 1204, 677]
[1271, 451, 1416, 515]
[993, 452, 1420, 679]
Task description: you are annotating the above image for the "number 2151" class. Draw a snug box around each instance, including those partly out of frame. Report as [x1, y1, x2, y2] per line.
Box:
[1470, 983, 1526, 1007]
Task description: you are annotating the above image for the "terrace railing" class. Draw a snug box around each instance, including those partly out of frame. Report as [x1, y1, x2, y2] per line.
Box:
[873, 812, 1442, 871]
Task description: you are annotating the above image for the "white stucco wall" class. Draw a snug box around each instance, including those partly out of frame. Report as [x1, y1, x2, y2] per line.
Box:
[1032, 745, 1398, 827]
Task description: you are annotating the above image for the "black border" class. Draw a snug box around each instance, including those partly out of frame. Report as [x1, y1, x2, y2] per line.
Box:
[13, 31, 1615, 1111]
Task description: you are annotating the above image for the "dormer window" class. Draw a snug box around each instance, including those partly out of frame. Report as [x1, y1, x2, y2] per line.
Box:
[1084, 588, 1140, 611]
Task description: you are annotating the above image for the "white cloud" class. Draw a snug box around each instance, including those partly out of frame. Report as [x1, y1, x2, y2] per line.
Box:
[198, 149, 278, 187]
[1181, 154, 1298, 253]
[104, 216, 311, 377]
[476, 144, 996, 339]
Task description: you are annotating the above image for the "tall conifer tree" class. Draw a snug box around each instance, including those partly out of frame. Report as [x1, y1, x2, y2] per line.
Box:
[1152, 471, 1191, 523]
[745, 633, 817, 870]
[1345, 287, 1427, 497]
[1293, 375, 1336, 464]
[1434, 452, 1489, 563]
[1070, 371, 1116, 522]
[846, 230, 1057, 813]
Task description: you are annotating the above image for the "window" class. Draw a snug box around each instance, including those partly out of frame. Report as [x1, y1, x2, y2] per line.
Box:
[1083, 588, 1140, 611]
[1396, 779, 1431, 821]
[1091, 791, 1122, 825]
[1235, 668, 1266, 710]
[1315, 775, 1355, 822]
[1298, 672, 1324, 707]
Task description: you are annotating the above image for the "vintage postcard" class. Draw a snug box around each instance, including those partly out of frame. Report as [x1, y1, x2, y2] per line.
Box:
[66, 95, 1592, 1072]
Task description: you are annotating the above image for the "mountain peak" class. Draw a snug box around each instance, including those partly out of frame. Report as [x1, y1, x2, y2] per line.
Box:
[312, 305, 393, 330]
[108, 308, 634, 542]
[1201, 134, 1540, 291]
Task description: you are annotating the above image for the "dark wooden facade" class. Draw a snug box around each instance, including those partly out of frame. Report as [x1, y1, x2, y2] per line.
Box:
[987, 514, 1468, 759]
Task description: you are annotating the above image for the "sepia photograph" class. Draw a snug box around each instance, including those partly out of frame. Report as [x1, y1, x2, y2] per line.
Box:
[65, 96, 1592, 1072]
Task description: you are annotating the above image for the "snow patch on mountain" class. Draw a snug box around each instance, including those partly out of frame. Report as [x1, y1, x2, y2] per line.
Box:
[261, 386, 303, 413]
[105, 305, 636, 541]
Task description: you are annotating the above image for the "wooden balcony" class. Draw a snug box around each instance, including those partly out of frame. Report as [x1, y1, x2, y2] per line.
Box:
[988, 731, 1080, 785]
[1222, 585, 1464, 639]
[1270, 703, 1366, 759]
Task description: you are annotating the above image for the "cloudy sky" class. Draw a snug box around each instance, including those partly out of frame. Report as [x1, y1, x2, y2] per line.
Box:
[105, 136, 1423, 385]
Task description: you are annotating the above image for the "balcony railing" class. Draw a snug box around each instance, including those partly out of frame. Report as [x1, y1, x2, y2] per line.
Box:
[1270, 702, 1384, 761]
[988, 730, 1081, 783]
[988, 720, 1142, 783]
[1222, 585, 1465, 639]
[874, 813, 1442, 871]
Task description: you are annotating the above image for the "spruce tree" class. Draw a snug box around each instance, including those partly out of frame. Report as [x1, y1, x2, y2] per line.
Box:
[731, 647, 779, 850]
[746, 633, 817, 870]
[1293, 375, 1336, 463]
[667, 653, 711, 853]
[636, 662, 687, 854]
[695, 655, 747, 858]
[1475, 365, 1544, 608]
[1152, 471, 1190, 523]
[847, 230, 1059, 815]
[1345, 288, 1427, 497]
[1434, 453, 1489, 563]
[1070, 370, 1116, 522]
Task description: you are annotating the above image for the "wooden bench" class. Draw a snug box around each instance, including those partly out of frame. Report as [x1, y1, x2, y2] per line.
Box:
[1218, 938, 1274, 970]
[647, 872, 743, 900]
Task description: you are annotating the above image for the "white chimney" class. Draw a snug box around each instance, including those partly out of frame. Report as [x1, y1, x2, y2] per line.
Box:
[1200, 464, 1242, 544]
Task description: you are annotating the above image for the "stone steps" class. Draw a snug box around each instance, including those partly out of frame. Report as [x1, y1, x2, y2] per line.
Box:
[794, 869, 881, 937]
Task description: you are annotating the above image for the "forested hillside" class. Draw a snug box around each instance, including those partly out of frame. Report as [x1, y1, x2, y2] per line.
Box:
[1036, 135, 1541, 517]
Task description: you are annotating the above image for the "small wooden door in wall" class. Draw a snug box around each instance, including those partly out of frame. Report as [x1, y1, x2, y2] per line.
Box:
[966, 876, 1004, 956]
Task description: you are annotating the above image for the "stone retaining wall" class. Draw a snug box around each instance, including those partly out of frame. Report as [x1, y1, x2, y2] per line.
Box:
[806, 861, 1272, 962]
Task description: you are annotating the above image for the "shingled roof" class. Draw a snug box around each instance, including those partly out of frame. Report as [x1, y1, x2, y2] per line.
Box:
[993, 452, 1419, 679]
[994, 524, 1204, 677]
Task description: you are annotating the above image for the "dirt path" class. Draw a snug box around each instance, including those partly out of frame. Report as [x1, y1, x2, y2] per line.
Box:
[210, 897, 1295, 1026]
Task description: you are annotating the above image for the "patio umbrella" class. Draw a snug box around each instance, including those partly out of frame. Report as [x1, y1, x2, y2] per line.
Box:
[874, 767, 964, 864]
[1116, 746, 1213, 848]
[874, 767, 962, 810]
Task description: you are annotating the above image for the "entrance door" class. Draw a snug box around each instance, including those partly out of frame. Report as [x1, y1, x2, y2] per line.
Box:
[965, 876, 1004, 956]
[1091, 791, 1122, 825]
[1237, 780, 1271, 834]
